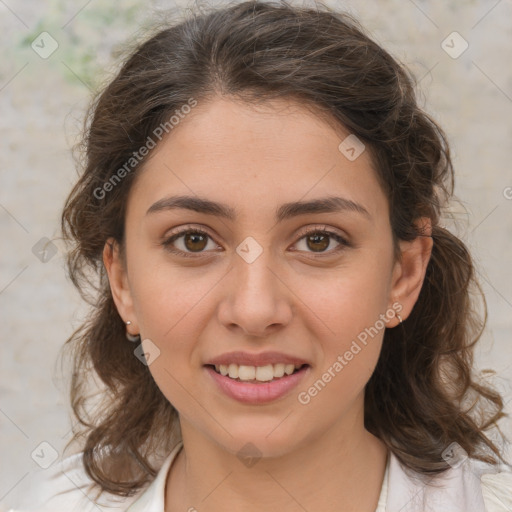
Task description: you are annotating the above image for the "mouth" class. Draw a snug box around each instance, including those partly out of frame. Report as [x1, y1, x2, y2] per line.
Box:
[204, 363, 310, 404]
[205, 363, 309, 383]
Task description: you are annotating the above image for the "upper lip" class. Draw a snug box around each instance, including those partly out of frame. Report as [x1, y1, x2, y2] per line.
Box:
[205, 351, 310, 367]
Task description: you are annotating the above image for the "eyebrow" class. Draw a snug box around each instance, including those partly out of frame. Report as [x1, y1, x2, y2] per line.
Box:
[146, 195, 371, 222]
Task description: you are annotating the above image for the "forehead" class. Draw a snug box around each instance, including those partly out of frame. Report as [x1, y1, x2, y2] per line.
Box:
[128, 97, 388, 224]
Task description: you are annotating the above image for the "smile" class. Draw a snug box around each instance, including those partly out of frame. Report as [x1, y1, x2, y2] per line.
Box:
[212, 363, 305, 382]
[204, 364, 310, 404]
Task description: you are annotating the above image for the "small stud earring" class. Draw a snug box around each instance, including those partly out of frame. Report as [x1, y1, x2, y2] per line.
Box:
[397, 314, 403, 325]
[124, 320, 140, 342]
[126, 331, 141, 342]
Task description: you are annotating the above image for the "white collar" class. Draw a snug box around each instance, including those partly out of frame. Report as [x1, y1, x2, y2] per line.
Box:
[385, 450, 502, 512]
[124, 441, 502, 512]
[125, 441, 183, 512]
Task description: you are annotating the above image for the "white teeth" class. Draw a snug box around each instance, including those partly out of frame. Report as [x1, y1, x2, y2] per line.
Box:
[255, 365, 274, 382]
[213, 363, 304, 382]
[273, 363, 285, 378]
[238, 365, 256, 380]
[284, 364, 295, 375]
[228, 363, 238, 379]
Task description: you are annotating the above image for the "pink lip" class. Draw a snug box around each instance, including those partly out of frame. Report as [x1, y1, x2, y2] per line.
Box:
[205, 365, 310, 404]
[205, 350, 309, 367]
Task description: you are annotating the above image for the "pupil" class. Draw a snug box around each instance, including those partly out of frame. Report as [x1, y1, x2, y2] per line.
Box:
[185, 233, 207, 251]
[308, 233, 328, 252]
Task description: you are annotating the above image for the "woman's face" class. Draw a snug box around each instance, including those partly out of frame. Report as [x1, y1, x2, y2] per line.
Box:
[106, 97, 429, 457]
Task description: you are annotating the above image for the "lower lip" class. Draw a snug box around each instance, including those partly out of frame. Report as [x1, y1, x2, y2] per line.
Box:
[205, 365, 310, 404]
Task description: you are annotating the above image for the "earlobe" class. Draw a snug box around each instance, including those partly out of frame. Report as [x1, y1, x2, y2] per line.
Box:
[103, 237, 139, 332]
[389, 217, 433, 325]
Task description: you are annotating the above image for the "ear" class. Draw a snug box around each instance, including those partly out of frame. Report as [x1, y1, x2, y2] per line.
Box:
[103, 237, 139, 335]
[388, 217, 433, 326]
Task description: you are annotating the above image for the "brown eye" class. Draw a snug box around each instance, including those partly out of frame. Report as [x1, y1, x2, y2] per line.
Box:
[305, 233, 330, 252]
[293, 228, 350, 255]
[162, 228, 218, 257]
[183, 232, 208, 252]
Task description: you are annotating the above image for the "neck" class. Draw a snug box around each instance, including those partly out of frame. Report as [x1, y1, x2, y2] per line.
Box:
[165, 413, 388, 512]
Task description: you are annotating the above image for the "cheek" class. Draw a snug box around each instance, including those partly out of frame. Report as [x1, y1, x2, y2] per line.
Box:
[292, 257, 392, 339]
[127, 262, 217, 396]
[291, 257, 391, 389]
[130, 273, 207, 413]
[129, 252, 216, 338]
[294, 275, 387, 414]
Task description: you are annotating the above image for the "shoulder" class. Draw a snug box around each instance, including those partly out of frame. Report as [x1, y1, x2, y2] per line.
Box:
[386, 450, 512, 512]
[480, 466, 512, 512]
[2, 452, 140, 512]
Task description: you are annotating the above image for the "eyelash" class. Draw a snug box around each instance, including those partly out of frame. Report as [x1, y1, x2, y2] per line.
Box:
[161, 224, 351, 259]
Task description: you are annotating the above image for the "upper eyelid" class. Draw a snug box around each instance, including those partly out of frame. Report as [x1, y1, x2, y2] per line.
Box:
[164, 223, 347, 240]
[295, 223, 346, 238]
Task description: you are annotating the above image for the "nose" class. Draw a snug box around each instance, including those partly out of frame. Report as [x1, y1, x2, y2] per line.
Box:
[217, 249, 293, 338]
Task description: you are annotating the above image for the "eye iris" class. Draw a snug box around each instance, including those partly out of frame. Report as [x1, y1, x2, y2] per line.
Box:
[307, 233, 329, 252]
[185, 232, 207, 252]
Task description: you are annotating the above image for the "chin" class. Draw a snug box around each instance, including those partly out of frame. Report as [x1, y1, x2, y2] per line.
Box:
[212, 425, 305, 460]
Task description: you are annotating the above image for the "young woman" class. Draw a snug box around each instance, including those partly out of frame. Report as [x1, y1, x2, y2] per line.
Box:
[5, 1, 511, 511]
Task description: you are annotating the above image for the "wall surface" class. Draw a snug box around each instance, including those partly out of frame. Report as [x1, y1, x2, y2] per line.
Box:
[1, 0, 511, 507]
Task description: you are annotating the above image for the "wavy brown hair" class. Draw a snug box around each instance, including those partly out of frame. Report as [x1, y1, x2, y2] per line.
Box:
[60, 0, 510, 497]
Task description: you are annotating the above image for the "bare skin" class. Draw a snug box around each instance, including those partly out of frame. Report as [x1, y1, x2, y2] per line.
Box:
[104, 96, 433, 511]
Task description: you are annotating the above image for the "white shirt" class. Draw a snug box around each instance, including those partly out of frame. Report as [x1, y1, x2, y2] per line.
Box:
[3, 441, 511, 511]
